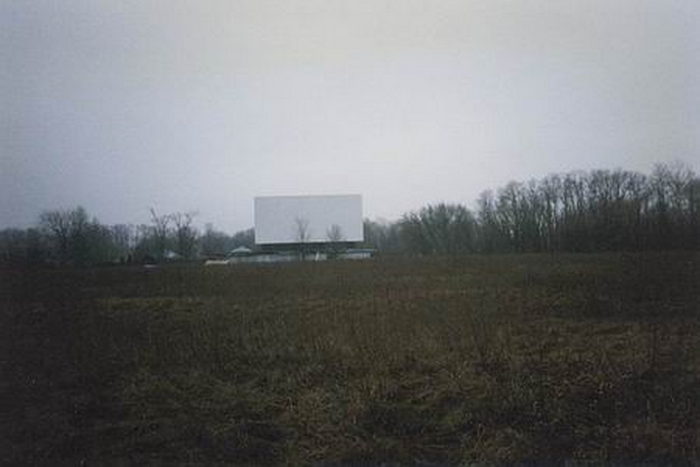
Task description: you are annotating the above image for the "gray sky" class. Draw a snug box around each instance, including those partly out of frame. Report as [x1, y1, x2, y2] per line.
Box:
[2, 0, 699, 233]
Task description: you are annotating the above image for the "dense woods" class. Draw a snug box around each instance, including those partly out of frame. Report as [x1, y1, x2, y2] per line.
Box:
[1, 162, 698, 265]
[477, 163, 700, 252]
[399, 161, 700, 254]
[372, 161, 700, 254]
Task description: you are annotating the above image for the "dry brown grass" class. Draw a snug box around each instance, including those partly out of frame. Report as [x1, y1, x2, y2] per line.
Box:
[2, 252, 699, 464]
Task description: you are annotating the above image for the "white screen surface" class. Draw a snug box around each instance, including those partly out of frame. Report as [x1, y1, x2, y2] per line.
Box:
[254, 195, 363, 244]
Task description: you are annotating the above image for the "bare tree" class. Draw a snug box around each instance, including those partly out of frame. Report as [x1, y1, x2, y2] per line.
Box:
[294, 217, 310, 242]
[149, 208, 172, 260]
[201, 223, 231, 258]
[400, 203, 477, 255]
[294, 217, 311, 260]
[39, 210, 71, 262]
[39, 206, 89, 264]
[171, 211, 198, 259]
[110, 224, 135, 261]
[363, 218, 401, 253]
[326, 223, 344, 257]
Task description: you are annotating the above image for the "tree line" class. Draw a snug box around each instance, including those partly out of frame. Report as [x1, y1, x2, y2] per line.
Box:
[1, 162, 698, 265]
[0, 207, 254, 266]
[369, 161, 700, 254]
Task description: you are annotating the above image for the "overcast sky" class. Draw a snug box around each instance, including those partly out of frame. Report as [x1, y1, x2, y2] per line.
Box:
[2, 0, 699, 233]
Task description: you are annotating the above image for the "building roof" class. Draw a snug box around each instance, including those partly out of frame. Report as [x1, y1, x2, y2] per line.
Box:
[229, 246, 253, 256]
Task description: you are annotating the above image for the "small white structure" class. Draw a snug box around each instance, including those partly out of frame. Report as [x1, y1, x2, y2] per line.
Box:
[228, 252, 297, 264]
[338, 248, 375, 260]
[228, 246, 253, 256]
[163, 250, 182, 260]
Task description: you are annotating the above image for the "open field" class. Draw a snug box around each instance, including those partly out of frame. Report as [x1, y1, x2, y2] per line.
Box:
[2, 253, 700, 464]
